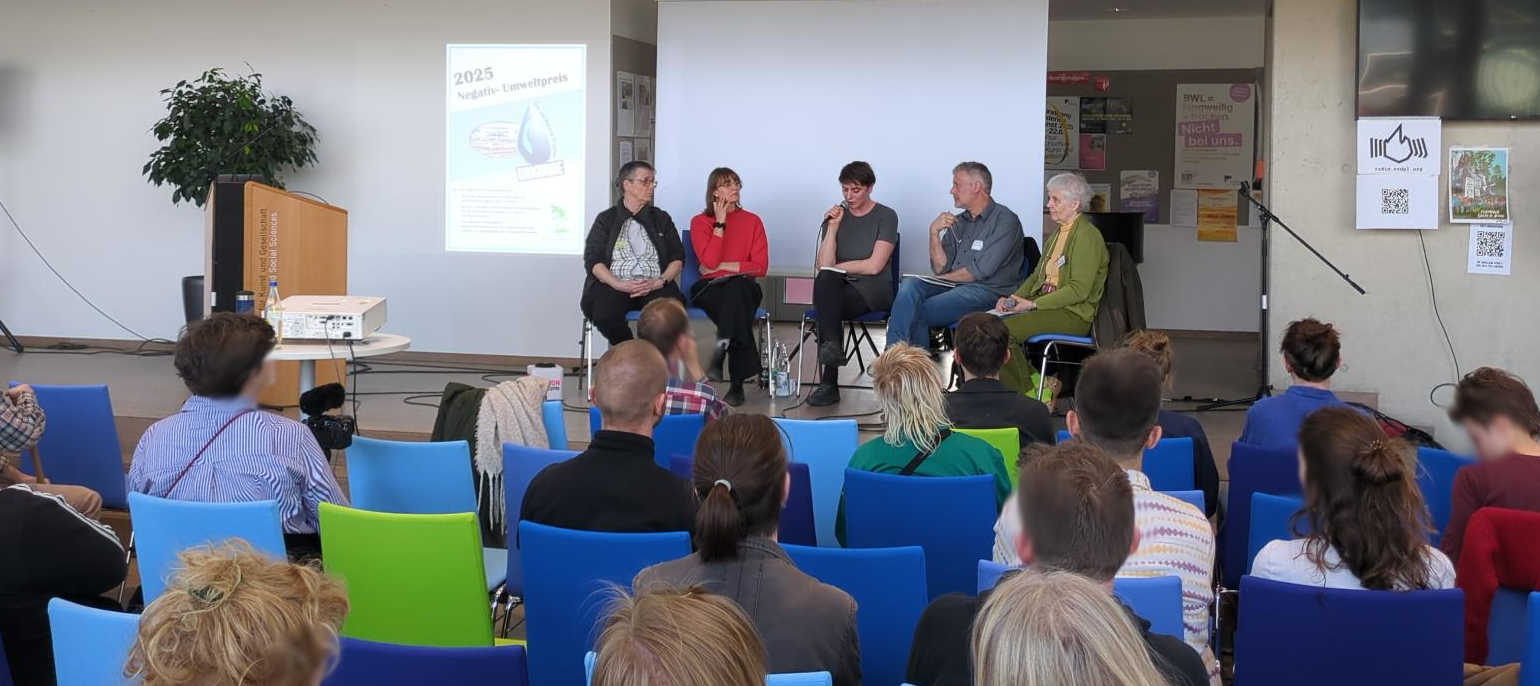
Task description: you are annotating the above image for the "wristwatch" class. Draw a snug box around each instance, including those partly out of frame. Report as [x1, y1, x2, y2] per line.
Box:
[713, 221, 726, 229]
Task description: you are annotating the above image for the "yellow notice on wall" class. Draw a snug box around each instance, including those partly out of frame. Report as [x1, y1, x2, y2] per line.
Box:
[1196, 188, 1238, 242]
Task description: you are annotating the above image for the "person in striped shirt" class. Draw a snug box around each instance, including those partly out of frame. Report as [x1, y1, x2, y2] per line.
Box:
[128, 313, 346, 558]
[995, 350, 1218, 684]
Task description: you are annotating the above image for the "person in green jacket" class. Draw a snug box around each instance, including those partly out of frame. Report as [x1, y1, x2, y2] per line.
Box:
[993, 172, 1110, 395]
[835, 343, 1009, 545]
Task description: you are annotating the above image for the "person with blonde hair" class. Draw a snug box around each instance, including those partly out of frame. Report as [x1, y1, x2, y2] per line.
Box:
[1123, 329, 1220, 518]
[971, 570, 1168, 686]
[835, 343, 1008, 545]
[125, 540, 349, 686]
[593, 586, 766, 686]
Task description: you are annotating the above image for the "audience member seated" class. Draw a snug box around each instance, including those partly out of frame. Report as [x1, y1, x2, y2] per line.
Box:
[970, 570, 1171, 686]
[907, 441, 1207, 686]
[994, 349, 1217, 683]
[1238, 317, 1347, 450]
[1124, 329, 1221, 519]
[808, 161, 900, 407]
[992, 172, 1110, 395]
[128, 313, 346, 559]
[594, 586, 765, 686]
[636, 298, 729, 422]
[689, 166, 770, 407]
[1254, 406, 1454, 589]
[945, 313, 1055, 447]
[0, 482, 126, 684]
[1440, 367, 1540, 562]
[885, 162, 1024, 352]
[836, 343, 1009, 545]
[581, 160, 686, 347]
[126, 540, 348, 686]
[0, 382, 104, 518]
[520, 340, 697, 533]
[636, 414, 860, 686]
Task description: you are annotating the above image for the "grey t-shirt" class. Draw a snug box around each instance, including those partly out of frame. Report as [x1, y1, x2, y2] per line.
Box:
[833, 203, 900, 309]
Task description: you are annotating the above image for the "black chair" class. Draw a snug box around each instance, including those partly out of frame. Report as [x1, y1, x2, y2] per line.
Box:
[180, 275, 204, 323]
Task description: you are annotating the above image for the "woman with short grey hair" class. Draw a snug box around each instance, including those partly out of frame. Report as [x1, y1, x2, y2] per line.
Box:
[991, 172, 1110, 395]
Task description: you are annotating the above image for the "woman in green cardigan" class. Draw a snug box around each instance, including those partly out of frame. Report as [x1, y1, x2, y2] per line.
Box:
[993, 173, 1110, 394]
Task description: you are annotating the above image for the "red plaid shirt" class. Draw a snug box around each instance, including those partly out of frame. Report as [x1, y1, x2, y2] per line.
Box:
[0, 389, 46, 471]
[664, 378, 728, 423]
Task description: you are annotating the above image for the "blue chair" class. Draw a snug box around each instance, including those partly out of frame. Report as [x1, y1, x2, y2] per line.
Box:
[842, 469, 995, 599]
[773, 418, 858, 548]
[520, 521, 691, 686]
[1246, 492, 1305, 574]
[11, 383, 129, 508]
[324, 638, 527, 686]
[47, 598, 139, 686]
[1234, 575, 1463, 685]
[975, 561, 1184, 639]
[1142, 437, 1195, 491]
[586, 652, 831, 686]
[588, 407, 706, 470]
[1163, 489, 1205, 514]
[1518, 592, 1540, 686]
[1024, 334, 1097, 401]
[785, 544, 927, 686]
[1221, 442, 1302, 586]
[796, 234, 900, 381]
[1489, 587, 1531, 666]
[543, 399, 568, 450]
[127, 492, 287, 603]
[667, 455, 816, 546]
[1417, 447, 1475, 545]
[502, 444, 578, 598]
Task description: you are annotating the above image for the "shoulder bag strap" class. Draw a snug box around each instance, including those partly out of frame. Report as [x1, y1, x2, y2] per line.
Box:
[159, 408, 255, 498]
[900, 428, 953, 476]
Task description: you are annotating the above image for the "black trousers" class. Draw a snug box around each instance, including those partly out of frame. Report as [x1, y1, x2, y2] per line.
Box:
[581, 280, 686, 345]
[690, 277, 763, 383]
[812, 271, 875, 384]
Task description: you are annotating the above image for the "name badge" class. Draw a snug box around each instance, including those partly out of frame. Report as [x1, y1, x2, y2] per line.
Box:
[1057, 255, 1067, 268]
[971, 239, 985, 251]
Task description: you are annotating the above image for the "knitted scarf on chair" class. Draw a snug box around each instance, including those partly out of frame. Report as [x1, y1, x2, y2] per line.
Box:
[475, 377, 549, 534]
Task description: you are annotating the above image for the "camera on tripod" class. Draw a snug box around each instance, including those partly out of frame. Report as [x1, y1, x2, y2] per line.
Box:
[300, 382, 356, 451]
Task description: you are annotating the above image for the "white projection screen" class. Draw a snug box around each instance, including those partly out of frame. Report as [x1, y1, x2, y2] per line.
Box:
[656, 0, 1049, 272]
[445, 44, 587, 254]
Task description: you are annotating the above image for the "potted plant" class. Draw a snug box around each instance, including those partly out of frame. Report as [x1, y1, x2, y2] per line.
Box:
[143, 67, 318, 207]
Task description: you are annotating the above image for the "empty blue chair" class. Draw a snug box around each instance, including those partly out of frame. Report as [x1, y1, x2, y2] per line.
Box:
[12, 383, 129, 508]
[1163, 489, 1205, 514]
[589, 407, 706, 470]
[1417, 447, 1475, 545]
[842, 469, 994, 599]
[503, 444, 579, 598]
[1142, 437, 1195, 491]
[47, 598, 138, 686]
[1489, 587, 1531, 666]
[1519, 592, 1540, 686]
[975, 561, 1184, 639]
[543, 399, 568, 450]
[1235, 575, 1463, 685]
[785, 544, 927, 686]
[1246, 492, 1305, 574]
[773, 418, 859, 548]
[668, 455, 816, 546]
[520, 521, 691, 686]
[1221, 442, 1302, 586]
[127, 492, 287, 603]
[324, 637, 528, 686]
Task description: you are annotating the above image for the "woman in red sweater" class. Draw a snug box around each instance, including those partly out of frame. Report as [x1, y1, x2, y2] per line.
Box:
[689, 167, 769, 406]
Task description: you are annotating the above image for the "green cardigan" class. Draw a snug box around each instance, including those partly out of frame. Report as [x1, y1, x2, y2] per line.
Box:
[1015, 214, 1110, 323]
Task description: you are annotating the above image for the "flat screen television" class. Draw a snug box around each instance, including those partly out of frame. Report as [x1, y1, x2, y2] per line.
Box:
[1357, 0, 1540, 119]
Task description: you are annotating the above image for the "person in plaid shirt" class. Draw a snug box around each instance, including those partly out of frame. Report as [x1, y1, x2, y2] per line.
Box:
[636, 298, 728, 422]
[0, 384, 104, 518]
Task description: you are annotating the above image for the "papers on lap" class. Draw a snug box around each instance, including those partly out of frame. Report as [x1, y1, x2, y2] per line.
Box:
[902, 273, 959, 288]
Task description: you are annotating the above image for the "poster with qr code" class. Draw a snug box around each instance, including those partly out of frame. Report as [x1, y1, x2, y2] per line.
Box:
[1467, 223, 1512, 275]
[1355, 173, 1438, 229]
[1450, 147, 1509, 223]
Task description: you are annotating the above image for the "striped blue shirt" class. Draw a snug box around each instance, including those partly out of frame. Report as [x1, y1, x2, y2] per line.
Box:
[128, 395, 347, 534]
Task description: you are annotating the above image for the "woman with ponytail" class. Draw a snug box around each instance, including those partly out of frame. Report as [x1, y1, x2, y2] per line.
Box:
[1252, 406, 1454, 590]
[634, 414, 860, 686]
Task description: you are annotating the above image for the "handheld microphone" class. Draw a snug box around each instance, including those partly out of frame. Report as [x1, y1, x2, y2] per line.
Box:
[820, 200, 851, 230]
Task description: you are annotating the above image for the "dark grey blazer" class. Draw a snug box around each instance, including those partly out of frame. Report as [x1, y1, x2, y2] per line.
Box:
[634, 536, 861, 686]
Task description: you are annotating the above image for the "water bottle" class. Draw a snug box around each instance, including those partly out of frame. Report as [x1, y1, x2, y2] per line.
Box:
[263, 280, 285, 345]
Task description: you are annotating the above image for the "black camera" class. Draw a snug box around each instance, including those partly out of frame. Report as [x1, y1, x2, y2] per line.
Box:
[299, 383, 356, 451]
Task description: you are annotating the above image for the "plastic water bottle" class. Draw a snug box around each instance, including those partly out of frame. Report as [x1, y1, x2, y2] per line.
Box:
[263, 280, 285, 345]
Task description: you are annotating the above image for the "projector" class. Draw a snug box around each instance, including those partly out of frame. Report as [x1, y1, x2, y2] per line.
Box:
[277, 296, 387, 341]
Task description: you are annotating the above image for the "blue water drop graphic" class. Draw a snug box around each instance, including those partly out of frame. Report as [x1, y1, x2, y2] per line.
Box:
[518, 103, 554, 164]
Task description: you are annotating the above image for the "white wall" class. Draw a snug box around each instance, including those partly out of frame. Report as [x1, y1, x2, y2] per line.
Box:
[0, 0, 613, 357]
[1050, 16, 1266, 71]
[657, 0, 1050, 272]
[612, 0, 659, 44]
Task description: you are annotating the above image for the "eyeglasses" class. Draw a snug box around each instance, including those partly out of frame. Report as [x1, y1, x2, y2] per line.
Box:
[626, 177, 658, 187]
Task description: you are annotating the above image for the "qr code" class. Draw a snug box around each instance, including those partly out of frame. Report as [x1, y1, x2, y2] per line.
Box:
[1475, 231, 1506, 258]
[1380, 187, 1410, 215]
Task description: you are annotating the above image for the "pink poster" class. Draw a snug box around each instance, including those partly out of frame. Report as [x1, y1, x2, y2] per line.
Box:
[1078, 133, 1106, 171]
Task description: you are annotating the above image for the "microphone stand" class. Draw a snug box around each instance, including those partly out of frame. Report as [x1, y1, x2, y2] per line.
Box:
[1196, 182, 1366, 411]
[0, 319, 21, 353]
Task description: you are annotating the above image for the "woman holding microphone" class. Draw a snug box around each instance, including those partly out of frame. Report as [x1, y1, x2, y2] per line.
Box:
[690, 167, 769, 407]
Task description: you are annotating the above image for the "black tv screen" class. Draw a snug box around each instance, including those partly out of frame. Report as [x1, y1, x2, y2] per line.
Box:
[1358, 0, 1540, 119]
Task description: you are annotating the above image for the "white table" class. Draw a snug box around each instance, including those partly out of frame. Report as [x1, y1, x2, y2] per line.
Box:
[267, 333, 411, 414]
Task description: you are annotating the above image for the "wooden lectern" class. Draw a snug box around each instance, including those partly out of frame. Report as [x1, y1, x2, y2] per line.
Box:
[204, 179, 348, 407]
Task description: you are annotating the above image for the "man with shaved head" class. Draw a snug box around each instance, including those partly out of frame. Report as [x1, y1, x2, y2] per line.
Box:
[519, 340, 698, 533]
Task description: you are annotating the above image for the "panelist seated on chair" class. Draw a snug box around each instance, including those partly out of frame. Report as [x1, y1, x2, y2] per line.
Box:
[128, 313, 347, 560]
[886, 161, 1023, 352]
[689, 167, 770, 407]
[521, 341, 696, 534]
[581, 160, 686, 346]
[0, 382, 104, 518]
[808, 161, 899, 408]
[636, 298, 729, 422]
[945, 313, 1055, 447]
[992, 172, 1109, 395]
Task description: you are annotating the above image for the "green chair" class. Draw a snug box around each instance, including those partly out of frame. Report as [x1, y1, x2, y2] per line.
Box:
[953, 427, 1020, 486]
[319, 503, 494, 647]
